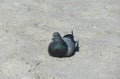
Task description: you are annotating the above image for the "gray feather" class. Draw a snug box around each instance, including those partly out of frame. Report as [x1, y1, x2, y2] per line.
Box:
[63, 37, 75, 56]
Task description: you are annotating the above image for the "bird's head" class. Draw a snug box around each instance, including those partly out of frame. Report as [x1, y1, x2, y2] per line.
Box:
[52, 32, 62, 42]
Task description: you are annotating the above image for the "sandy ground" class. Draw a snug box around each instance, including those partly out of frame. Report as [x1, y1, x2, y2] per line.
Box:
[0, 0, 120, 79]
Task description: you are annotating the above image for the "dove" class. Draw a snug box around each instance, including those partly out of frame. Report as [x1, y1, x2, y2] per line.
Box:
[48, 31, 79, 58]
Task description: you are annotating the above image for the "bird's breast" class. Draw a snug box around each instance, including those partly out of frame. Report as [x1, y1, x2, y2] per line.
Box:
[48, 42, 68, 57]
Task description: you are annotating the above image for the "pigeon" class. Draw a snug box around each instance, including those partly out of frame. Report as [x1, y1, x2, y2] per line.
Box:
[48, 31, 79, 58]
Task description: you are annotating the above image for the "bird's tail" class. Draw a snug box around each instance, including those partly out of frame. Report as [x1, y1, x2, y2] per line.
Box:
[71, 30, 73, 36]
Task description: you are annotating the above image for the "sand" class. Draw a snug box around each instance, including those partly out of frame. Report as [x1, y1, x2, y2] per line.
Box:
[0, 0, 120, 79]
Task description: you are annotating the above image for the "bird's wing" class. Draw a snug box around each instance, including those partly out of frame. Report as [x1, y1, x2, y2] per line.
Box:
[63, 37, 75, 56]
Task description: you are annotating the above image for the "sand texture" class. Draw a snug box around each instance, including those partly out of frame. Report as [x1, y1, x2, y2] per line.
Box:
[0, 0, 120, 79]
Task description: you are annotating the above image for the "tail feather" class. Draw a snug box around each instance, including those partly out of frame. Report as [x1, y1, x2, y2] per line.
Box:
[71, 30, 73, 36]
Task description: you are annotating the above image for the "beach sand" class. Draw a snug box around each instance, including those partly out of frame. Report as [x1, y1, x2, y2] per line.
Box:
[0, 0, 120, 79]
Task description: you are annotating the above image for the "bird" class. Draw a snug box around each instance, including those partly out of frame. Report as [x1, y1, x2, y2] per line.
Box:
[48, 30, 79, 58]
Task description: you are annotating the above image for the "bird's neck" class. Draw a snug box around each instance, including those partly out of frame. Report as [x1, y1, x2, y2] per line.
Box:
[54, 37, 63, 42]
